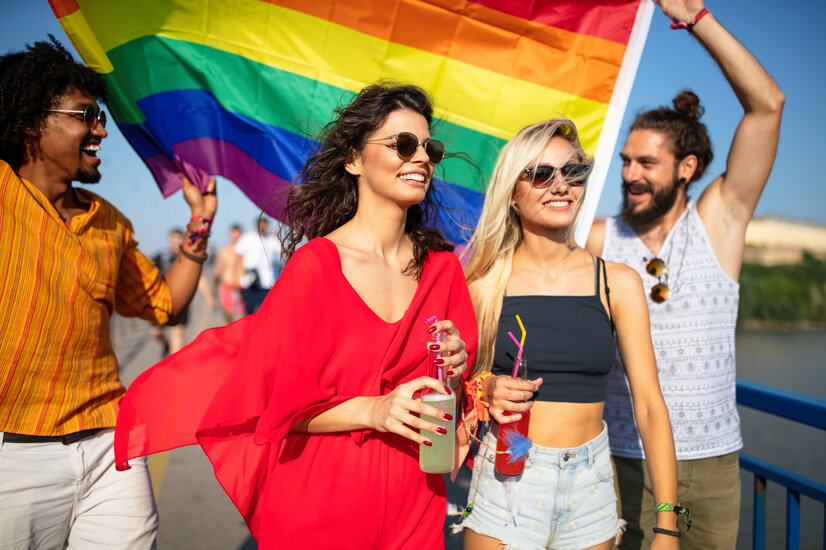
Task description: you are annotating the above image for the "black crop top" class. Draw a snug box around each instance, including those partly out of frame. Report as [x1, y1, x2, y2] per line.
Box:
[491, 257, 615, 403]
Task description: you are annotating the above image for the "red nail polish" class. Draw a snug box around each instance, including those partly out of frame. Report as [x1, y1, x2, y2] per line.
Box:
[427, 325, 438, 334]
[423, 440, 432, 446]
[434, 358, 445, 365]
[446, 370, 455, 376]
[436, 427, 447, 435]
[428, 344, 440, 351]
[443, 413, 453, 421]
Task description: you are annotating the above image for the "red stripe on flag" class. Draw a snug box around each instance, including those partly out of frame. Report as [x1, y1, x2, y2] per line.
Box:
[468, 0, 640, 44]
[48, 0, 80, 19]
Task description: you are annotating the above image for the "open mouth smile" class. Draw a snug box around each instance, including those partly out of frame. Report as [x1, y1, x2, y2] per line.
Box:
[81, 143, 100, 158]
[542, 199, 571, 209]
[398, 172, 428, 187]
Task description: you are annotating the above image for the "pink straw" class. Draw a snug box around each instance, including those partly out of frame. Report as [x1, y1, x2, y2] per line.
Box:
[507, 331, 523, 379]
[425, 315, 442, 383]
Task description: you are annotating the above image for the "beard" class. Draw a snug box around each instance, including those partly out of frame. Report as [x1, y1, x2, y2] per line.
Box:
[620, 173, 681, 229]
[75, 166, 101, 184]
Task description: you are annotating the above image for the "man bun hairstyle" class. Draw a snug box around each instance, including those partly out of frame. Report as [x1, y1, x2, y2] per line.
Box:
[630, 90, 713, 187]
[0, 35, 107, 170]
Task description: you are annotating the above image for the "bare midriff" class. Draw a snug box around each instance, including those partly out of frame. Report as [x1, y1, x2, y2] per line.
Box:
[526, 401, 605, 448]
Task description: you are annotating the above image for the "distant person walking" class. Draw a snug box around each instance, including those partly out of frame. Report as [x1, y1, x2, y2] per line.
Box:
[150, 228, 216, 356]
[586, 1, 784, 547]
[235, 217, 281, 314]
[213, 223, 246, 323]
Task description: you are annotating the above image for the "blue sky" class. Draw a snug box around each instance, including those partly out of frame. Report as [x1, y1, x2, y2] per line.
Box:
[2, 0, 823, 252]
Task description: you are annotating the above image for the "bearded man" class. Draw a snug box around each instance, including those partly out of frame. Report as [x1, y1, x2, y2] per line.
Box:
[587, 2, 784, 548]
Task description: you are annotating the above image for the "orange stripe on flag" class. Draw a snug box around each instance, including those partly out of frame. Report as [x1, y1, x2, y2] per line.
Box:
[265, 0, 625, 104]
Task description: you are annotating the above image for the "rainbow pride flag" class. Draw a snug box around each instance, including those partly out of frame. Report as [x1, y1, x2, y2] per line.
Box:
[50, 0, 653, 243]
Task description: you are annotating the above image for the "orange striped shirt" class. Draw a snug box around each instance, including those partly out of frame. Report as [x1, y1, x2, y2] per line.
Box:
[0, 161, 172, 436]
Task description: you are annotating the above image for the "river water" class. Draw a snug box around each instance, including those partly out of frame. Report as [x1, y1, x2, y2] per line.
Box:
[446, 330, 826, 550]
[736, 330, 825, 550]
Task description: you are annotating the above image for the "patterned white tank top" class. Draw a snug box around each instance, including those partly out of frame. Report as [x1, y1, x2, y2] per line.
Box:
[602, 200, 743, 460]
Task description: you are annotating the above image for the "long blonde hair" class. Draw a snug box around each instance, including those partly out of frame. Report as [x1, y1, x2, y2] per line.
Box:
[463, 118, 592, 375]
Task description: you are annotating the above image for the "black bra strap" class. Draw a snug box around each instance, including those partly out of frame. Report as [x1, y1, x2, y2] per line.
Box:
[600, 257, 616, 338]
[593, 255, 600, 295]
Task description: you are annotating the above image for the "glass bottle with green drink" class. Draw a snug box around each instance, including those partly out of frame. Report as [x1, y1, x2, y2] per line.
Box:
[419, 330, 455, 473]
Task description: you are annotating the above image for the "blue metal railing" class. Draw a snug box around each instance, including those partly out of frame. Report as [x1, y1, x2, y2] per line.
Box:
[736, 379, 826, 550]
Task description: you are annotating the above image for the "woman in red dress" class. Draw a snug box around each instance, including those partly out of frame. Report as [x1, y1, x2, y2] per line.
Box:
[115, 84, 477, 549]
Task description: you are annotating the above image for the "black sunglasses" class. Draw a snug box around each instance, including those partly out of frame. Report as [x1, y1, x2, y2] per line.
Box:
[364, 132, 445, 164]
[521, 163, 591, 188]
[48, 105, 107, 130]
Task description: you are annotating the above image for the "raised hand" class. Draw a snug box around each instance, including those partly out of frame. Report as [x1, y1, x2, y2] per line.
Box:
[182, 174, 217, 219]
[656, 0, 706, 24]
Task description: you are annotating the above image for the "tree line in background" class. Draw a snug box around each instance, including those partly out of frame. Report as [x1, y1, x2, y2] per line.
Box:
[739, 252, 826, 326]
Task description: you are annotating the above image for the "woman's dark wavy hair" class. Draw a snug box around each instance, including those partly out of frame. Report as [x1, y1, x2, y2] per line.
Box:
[282, 82, 453, 280]
[0, 35, 107, 171]
[630, 90, 713, 188]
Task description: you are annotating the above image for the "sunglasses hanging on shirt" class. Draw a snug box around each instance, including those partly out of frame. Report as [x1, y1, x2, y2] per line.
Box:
[645, 257, 671, 303]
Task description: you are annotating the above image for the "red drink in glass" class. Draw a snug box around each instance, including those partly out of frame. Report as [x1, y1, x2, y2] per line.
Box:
[494, 357, 530, 475]
[495, 409, 531, 476]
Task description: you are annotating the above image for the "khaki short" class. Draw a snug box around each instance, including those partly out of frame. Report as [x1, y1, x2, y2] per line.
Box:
[613, 452, 740, 550]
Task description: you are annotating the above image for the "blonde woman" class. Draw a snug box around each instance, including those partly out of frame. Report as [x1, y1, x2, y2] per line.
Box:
[460, 119, 682, 550]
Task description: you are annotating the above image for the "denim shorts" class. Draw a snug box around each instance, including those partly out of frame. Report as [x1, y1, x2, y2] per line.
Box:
[461, 422, 621, 550]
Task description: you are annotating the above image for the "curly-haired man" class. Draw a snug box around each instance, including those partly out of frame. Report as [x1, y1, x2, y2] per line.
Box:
[0, 37, 217, 548]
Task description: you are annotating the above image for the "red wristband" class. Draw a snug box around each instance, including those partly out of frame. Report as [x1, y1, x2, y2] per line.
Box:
[669, 8, 710, 31]
[688, 8, 710, 32]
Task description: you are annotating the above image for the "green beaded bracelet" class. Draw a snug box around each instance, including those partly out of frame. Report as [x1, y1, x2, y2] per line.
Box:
[655, 503, 694, 530]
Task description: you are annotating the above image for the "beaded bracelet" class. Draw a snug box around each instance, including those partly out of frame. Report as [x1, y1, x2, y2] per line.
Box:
[187, 215, 213, 246]
[655, 503, 694, 530]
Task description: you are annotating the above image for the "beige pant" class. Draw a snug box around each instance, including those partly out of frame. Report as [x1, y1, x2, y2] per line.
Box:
[0, 429, 158, 549]
[614, 452, 740, 550]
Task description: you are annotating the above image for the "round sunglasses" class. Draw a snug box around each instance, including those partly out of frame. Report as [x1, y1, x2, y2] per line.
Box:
[48, 105, 107, 130]
[364, 132, 445, 164]
[521, 163, 591, 188]
[645, 257, 671, 303]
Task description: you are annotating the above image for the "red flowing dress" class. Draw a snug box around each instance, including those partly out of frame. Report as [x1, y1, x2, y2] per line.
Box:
[115, 238, 477, 549]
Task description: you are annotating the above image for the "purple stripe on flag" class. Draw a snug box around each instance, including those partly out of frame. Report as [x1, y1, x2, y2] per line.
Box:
[144, 138, 291, 217]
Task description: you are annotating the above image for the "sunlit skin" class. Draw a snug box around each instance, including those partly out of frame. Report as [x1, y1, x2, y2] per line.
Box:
[18, 87, 218, 319]
[497, 137, 606, 449]
[347, 108, 433, 214]
[618, 129, 696, 250]
[512, 136, 587, 241]
[36, 88, 107, 184]
[335, 108, 434, 325]
[18, 87, 108, 224]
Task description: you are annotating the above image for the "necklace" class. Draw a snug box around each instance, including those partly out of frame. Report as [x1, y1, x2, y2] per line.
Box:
[642, 207, 691, 302]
